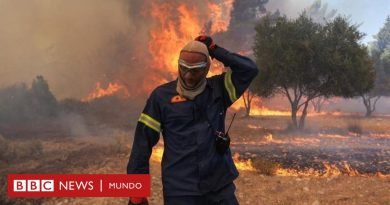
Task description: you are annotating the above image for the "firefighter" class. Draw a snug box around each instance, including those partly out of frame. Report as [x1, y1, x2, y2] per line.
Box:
[127, 36, 259, 205]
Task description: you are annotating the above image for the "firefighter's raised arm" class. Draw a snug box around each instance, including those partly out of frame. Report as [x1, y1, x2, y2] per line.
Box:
[195, 35, 259, 106]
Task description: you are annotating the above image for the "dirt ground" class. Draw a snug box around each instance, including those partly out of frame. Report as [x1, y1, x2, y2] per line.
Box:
[1, 115, 390, 205]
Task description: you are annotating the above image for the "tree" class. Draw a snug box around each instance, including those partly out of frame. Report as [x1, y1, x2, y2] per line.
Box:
[305, 0, 338, 112]
[242, 85, 258, 117]
[31, 75, 58, 117]
[253, 14, 374, 130]
[361, 16, 390, 117]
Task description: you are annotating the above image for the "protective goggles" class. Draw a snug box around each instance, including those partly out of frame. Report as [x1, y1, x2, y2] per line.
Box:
[178, 59, 208, 74]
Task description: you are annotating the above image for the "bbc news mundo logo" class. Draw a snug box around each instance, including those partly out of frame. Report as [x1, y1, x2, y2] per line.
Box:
[8, 174, 150, 197]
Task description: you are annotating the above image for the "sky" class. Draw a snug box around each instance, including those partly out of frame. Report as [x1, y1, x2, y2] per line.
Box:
[266, 0, 390, 44]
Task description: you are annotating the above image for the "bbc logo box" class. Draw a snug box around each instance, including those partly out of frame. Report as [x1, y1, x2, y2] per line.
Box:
[13, 180, 54, 192]
[8, 174, 150, 197]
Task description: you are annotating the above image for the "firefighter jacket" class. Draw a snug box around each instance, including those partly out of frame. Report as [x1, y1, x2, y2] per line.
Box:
[127, 46, 259, 196]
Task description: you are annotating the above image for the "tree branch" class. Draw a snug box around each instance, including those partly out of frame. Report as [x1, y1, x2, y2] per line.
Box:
[283, 86, 293, 105]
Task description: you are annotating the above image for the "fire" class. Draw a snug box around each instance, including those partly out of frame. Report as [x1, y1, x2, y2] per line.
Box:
[231, 95, 291, 116]
[147, 1, 233, 87]
[151, 146, 164, 162]
[232, 153, 256, 171]
[207, 0, 234, 33]
[81, 82, 130, 102]
[149, 147, 390, 177]
[275, 167, 322, 177]
[149, 2, 202, 78]
[150, 147, 256, 171]
[275, 161, 389, 177]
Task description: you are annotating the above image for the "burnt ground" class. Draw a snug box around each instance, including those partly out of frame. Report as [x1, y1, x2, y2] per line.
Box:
[229, 114, 390, 175]
[1, 114, 390, 204]
[232, 139, 390, 174]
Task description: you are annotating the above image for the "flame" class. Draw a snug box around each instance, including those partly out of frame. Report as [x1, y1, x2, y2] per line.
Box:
[147, 1, 233, 88]
[149, 147, 390, 177]
[232, 153, 256, 171]
[81, 82, 130, 102]
[149, 3, 202, 78]
[207, 0, 234, 33]
[341, 161, 360, 176]
[275, 161, 381, 177]
[151, 146, 164, 162]
[231, 96, 291, 116]
[150, 147, 256, 171]
[230, 94, 372, 117]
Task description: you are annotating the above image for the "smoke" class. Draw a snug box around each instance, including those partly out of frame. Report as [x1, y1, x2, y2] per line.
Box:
[265, 0, 315, 18]
[59, 112, 90, 137]
[0, 0, 235, 99]
[0, 0, 144, 99]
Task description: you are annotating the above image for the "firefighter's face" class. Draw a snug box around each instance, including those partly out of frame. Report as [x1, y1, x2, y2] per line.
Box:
[179, 51, 208, 88]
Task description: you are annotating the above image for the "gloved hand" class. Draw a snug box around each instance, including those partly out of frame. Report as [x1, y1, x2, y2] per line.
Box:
[195, 35, 218, 58]
[128, 197, 148, 205]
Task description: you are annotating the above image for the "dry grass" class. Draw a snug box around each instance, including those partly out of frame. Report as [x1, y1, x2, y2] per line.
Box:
[0, 135, 43, 163]
[1, 115, 390, 204]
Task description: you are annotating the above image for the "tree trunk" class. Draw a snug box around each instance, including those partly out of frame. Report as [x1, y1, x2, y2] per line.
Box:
[245, 104, 251, 117]
[361, 95, 380, 118]
[298, 101, 310, 130]
[365, 108, 372, 117]
[243, 90, 254, 118]
[291, 103, 298, 129]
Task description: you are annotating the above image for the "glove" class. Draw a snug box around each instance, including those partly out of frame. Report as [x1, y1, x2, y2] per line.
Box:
[195, 35, 217, 58]
[128, 197, 148, 205]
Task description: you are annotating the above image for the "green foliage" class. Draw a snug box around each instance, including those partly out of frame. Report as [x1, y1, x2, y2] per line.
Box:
[361, 16, 390, 117]
[370, 16, 390, 96]
[375, 16, 390, 53]
[252, 14, 374, 128]
[254, 14, 373, 98]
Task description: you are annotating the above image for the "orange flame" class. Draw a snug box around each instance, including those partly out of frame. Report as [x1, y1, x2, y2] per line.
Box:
[147, 1, 233, 88]
[232, 153, 256, 171]
[84, 1, 235, 99]
[207, 0, 234, 33]
[231, 95, 291, 116]
[81, 82, 130, 102]
[151, 147, 256, 171]
[150, 147, 390, 178]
